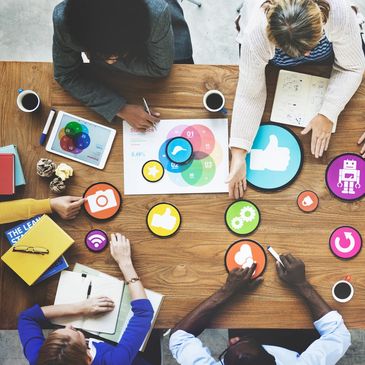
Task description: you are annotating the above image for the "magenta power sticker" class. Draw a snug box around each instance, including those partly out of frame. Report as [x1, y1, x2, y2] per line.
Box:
[85, 229, 109, 252]
[329, 226, 362, 259]
[326, 153, 365, 201]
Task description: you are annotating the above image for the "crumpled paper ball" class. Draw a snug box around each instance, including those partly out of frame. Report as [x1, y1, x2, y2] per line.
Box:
[55, 163, 73, 181]
[49, 177, 66, 194]
[36, 158, 56, 178]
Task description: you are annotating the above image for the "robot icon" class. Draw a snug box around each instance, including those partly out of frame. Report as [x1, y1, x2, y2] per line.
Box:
[326, 153, 365, 201]
[337, 159, 361, 195]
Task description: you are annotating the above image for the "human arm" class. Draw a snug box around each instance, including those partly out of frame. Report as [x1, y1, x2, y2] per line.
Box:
[302, 4, 365, 158]
[228, 22, 272, 199]
[172, 264, 263, 337]
[101, 233, 154, 364]
[0, 196, 84, 224]
[357, 132, 365, 158]
[276, 254, 332, 321]
[52, 4, 126, 122]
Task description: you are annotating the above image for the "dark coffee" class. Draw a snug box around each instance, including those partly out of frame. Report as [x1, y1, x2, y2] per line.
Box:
[334, 282, 352, 299]
[22, 93, 39, 110]
[206, 93, 223, 110]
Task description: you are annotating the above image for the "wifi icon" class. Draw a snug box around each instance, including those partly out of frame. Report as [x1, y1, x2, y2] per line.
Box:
[85, 229, 108, 252]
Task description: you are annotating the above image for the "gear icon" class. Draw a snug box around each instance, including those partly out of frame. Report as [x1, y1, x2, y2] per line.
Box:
[240, 206, 256, 222]
[231, 216, 244, 230]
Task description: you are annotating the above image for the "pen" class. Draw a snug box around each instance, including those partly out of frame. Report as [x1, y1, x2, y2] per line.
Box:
[143, 97, 151, 115]
[267, 245, 284, 267]
[87, 281, 92, 299]
[40, 109, 56, 145]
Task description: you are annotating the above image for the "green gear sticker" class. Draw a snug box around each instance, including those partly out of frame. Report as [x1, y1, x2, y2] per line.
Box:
[225, 200, 260, 236]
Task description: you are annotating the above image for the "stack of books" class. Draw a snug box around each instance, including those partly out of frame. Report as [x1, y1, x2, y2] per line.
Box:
[0, 144, 26, 195]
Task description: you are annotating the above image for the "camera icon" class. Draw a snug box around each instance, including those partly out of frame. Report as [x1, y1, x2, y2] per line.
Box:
[87, 189, 118, 213]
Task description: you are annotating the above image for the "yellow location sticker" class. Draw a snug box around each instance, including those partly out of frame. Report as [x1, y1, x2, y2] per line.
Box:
[142, 160, 164, 183]
[147, 203, 181, 237]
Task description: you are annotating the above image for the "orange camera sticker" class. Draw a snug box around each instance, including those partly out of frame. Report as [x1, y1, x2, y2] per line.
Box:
[83, 182, 122, 220]
[224, 240, 267, 279]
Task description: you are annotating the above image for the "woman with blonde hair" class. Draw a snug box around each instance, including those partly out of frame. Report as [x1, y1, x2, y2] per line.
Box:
[227, 0, 365, 199]
[18, 234, 154, 365]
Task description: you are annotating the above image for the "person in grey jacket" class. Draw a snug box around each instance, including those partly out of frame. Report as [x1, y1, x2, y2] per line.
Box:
[53, 0, 193, 130]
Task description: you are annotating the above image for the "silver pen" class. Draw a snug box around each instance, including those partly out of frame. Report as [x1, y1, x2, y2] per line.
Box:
[143, 97, 156, 130]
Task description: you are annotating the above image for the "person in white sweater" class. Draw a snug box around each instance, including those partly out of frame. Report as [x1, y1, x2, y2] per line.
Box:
[227, 0, 365, 199]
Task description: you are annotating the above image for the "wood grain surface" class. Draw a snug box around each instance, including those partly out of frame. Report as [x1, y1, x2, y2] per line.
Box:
[1, 62, 364, 330]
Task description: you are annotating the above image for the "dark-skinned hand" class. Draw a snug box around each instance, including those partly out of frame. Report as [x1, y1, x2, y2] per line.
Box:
[223, 263, 263, 295]
[276, 254, 307, 287]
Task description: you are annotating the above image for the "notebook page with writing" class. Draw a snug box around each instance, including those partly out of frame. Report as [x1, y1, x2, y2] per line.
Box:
[271, 70, 334, 132]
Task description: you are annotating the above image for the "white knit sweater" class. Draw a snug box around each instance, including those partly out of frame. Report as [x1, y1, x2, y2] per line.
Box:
[230, 0, 365, 152]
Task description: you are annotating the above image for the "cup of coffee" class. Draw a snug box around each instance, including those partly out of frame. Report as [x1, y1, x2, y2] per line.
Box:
[332, 280, 354, 303]
[203, 90, 227, 114]
[17, 89, 40, 112]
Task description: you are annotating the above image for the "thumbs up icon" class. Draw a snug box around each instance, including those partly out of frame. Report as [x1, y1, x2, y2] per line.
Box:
[151, 208, 177, 230]
[250, 135, 291, 171]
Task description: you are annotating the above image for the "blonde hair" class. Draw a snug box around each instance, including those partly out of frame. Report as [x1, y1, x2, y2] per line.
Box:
[36, 332, 89, 365]
[265, 0, 330, 58]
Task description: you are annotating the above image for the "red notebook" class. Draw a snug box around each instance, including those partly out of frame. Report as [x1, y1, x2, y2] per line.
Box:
[0, 153, 15, 195]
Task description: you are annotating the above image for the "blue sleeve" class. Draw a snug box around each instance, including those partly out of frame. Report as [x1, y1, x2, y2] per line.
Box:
[102, 299, 154, 364]
[17, 305, 51, 365]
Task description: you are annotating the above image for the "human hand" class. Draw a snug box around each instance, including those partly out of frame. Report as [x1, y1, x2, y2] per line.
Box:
[357, 131, 365, 158]
[117, 104, 160, 131]
[110, 233, 133, 266]
[226, 148, 247, 199]
[301, 114, 333, 158]
[276, 254, 307, 288]
[79, 296, 115, 316]
[223, 263, 263, 296]
[50, 196, 84, 220]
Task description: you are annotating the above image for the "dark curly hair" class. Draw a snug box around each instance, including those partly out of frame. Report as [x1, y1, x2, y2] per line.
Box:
[65, 0, 151, 60]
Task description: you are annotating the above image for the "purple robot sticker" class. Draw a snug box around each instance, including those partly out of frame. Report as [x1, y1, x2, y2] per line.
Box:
[326, 153, 365, 201]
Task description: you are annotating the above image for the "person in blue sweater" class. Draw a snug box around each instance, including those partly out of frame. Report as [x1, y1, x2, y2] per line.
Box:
[18, 233, 154, 365]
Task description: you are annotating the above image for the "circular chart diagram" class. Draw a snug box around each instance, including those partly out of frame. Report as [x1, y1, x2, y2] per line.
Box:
[59, 121, 91, 154]
[158, 124, 223, 188]
[224, 239, 267, 279]
[225, 200, 261, 236]
[326, 153, 365, 201]
[246, 123, 303, 191]
[329, 226, 362, 260]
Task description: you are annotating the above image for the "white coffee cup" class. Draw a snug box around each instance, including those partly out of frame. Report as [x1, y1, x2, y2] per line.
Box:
[302, 196, 314, 207]
[17, 89, 40, 112]
[332, 280, 354, 303]
[203, 90, 227, 114]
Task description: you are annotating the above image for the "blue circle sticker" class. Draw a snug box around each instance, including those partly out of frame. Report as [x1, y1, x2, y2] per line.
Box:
[246, 123, 303, 191]
[166, 137, 193, 164]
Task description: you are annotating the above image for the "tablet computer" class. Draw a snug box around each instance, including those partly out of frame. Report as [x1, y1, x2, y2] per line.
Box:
[46, 111, 116, 170]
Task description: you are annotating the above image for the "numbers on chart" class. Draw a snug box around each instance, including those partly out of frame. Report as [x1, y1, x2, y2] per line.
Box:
[186, 131, 194, 138]
[204, 161, 213, 169]
[171, 163, 179, 169]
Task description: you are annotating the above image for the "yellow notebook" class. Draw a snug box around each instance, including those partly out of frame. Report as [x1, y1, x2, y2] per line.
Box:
[1, 215, 74, 285]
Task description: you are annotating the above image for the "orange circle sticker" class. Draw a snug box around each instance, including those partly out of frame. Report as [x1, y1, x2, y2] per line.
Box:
[83, 182, 122, 220]
[225, 240, 267, 279]
[297, 190, 319, 213]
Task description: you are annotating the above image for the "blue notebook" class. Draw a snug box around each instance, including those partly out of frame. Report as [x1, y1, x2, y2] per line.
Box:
[4, 216, 68, 284]
[0, 145, 26, 186]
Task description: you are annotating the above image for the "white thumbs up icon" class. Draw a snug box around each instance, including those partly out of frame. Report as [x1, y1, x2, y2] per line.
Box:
[151, 208, 177, 230]
[250, 135, 291, 171]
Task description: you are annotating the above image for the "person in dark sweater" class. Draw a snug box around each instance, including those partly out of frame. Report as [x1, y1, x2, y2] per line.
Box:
[53, 0, 193, 131]
[18, 234, 154, 365]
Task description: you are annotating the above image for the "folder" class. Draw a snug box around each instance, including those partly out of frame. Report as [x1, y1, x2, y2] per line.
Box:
[0, 153, 15, 195]
[1, 215, 74, 285]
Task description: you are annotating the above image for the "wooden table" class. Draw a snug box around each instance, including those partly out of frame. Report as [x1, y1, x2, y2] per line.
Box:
[1, 62, 365, 330]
